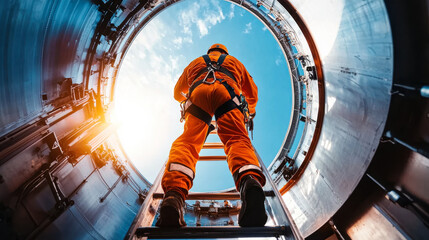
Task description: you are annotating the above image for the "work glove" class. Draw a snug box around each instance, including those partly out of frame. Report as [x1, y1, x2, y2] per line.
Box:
[248, 112, 255, 134]
[249, 112, 256, 119]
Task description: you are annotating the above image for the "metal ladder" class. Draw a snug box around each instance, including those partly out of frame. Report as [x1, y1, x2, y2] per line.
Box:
[125, 121, 302, 240]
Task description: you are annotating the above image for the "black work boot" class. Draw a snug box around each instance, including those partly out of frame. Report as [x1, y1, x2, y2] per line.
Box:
[238, 175, 268, 227]
[155, 191, 187, 227]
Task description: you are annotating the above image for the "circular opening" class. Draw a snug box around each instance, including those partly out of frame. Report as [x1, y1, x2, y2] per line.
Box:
[110, 0, 296, 192]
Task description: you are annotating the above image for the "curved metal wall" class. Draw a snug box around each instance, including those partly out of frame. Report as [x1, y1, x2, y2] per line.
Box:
[0, 1, 151, 239]
[0, 0, 427, 239]
[277, 0, 393, 236]
[0, 0, 97, 137]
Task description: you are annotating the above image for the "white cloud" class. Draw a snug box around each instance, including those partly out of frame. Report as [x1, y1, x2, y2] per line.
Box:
[239, 9, 244, 17]
[228, 4, 235, 19]
[133, 18, 166, 52]
[183, 36, 192, 43]
[178, 0, 226, 38]
[262, 26, 268, 31]
[243, 22, 252, 34]
[172, 36, 192, 49]
[179, 2, 199, 37]
[119, 15, 182, 89]
[275, 56, 282, 66]
[197, 19, 209, 36]
[173, 37, 183, 45]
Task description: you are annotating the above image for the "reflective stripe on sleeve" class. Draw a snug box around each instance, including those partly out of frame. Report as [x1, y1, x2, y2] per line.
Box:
[169, 162, 195, 179]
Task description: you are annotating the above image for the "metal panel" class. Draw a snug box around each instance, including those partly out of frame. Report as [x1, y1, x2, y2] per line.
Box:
[280, 0, 393, 236]
[55, 155, 96, 197]
[0, 0, 98, 137]
[0, 0, 48, 135]
[0, 0, 149, 239]
[0, 134, 50, 200]
[112, 177, 143, 213]
[37, 206, 101, 240]
[42, 0, 98, 96]
[346, 206, 407, 239]
[64, 162, 136, 239]
[398, 151, 429, 204]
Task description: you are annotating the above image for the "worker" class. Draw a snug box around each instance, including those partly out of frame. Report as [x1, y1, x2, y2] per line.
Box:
[155, 44, 267, 228]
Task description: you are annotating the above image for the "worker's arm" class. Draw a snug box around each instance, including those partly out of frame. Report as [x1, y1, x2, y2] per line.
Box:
[174, 67, 189, 102]
[238, 61, 258, 114]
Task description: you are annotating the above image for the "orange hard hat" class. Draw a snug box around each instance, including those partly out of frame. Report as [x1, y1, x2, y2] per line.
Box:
[207, 43, 228, 54]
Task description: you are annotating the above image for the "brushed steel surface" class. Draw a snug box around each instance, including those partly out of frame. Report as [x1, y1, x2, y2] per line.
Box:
[346, 206, 407, 239]
[0, 0, 98, 137]
[0, 0, 403, 238]
[277, 0, 393, 236]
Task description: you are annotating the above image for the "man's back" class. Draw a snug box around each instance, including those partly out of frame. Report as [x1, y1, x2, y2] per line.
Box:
[174, 51, 258, 115]
[156, 44, 267, 228]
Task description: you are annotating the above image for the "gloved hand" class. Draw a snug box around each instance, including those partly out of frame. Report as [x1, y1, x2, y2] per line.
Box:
[248, 117, 254, 131]
[248, 112, 255, 132]
[249, 112, 256, 119]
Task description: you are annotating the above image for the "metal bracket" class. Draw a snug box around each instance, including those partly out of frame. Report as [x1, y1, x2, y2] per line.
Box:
[44, 167, 74, 211]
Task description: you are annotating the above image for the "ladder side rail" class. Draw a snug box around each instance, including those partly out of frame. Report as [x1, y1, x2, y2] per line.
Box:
[136, 226, 291, 239]
[254, 148, 303, 240]
[124, 161, 166, 240]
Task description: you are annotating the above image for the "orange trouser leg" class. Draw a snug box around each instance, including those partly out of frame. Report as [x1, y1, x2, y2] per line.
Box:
[161, 112, 208, 199]
[217, 108, 266, 189]
[161, 83, 216, 199]
[161, 81, 265, 198]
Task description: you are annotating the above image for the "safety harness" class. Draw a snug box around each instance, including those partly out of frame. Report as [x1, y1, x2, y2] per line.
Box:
[180, 54, 250, 132]
[174, 54, 260, 183]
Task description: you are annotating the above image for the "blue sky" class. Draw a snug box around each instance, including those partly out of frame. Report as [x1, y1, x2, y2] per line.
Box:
[112, 0, 292, 192]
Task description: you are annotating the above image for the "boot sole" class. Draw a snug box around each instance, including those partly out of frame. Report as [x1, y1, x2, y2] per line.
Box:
[239, 186, 268, 227]
[156, 206, 182, 228]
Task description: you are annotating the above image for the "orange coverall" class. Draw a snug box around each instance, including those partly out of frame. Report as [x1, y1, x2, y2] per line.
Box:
[161, 51, 266, 199]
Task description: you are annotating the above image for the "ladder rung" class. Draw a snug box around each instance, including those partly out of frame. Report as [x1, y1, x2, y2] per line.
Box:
[203, 142, 224, 149]
[153, 192, 240, 200]
[153, 191, 275, 200]
[199, 155, 227, 161]
[135, 226, 292, 239]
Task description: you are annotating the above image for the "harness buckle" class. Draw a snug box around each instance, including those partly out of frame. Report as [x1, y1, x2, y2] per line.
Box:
[202, 68, 217, 84]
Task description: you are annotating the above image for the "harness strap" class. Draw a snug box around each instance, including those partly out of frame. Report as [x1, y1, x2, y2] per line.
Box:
[188, 78, 206, 96]
[193, 54, 237, 83]
[184, 54, 243, 125]
[221, 81, 235, 98]
[202, 54, 212, 65]
[217, 54, 227, 65]
[215, 81, 240, 120]
[188, 54, 236, 98]
[186, 103, 212, 126]
[215, 99, 239, 120]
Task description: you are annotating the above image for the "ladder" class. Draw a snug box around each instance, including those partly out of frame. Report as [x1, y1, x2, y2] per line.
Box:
[125, 121, 302, 240]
